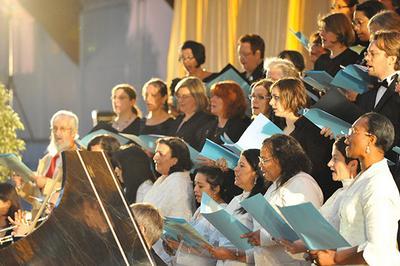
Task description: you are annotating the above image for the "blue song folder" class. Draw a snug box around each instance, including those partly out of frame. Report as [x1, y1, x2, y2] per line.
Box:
[79, 129, 131, 149]
[205, 64, 251, 96]
[279, 202, 351, 250]
[221, 114, 283, 155]
[200, 139, 239, 169]
[163, 217, 210, 249]
[303, 71, 335, 92]
[289, 28, 309, 49]
[330, 64, 370, 94]
[200, 193, 252, 250]
[240, 194, 299, 242]
[302, 108, 351, 138]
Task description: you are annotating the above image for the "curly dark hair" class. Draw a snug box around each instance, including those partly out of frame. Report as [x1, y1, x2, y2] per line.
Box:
[262, 134, 312, 188]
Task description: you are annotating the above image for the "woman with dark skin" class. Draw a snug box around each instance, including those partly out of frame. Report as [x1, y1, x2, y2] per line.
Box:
[310, 113, 400, 265]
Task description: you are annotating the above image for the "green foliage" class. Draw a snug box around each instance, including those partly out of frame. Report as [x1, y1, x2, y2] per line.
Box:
[0, 84, 25, 182]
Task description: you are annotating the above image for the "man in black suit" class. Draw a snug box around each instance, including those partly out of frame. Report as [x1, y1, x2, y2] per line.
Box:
[356, 31, 400, 149]
[237, 34, 265, 83]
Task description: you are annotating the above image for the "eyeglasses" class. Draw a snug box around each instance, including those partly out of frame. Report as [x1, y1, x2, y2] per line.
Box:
[178, 56, 195, 62]
[363, 50, 385, 59]
[248, 94, 271, 101]
[51, 127, 72, 134]
[258, 156, 273, 164]
[175, 93, 192, 100]
[347, 127, 373, 137]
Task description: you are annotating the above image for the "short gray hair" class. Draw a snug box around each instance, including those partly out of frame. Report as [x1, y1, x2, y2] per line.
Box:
[130, 203, 163, 246]
[50, 110, 79, 131]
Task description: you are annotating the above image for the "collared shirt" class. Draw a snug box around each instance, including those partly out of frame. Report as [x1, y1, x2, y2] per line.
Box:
[339, 159, 400, 265]
[375, 72, 399, 107]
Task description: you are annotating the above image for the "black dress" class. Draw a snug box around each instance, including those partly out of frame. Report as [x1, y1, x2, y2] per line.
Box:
[314, 48, 359, 76]
[169, 111, 215, 151]
[207, 116, 251, 145]
[140, 117, 175, 136]
[90, 117, 141, 136]
[290, 116, 339, 200]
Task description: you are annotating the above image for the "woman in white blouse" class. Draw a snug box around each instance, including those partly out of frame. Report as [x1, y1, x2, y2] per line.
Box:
[207, 149, 267, 265]
[276, 136, 360, 255]
[166, 166, 231, 265]
[143, 137, 195, 220]
[311, 112, 400, 265]
[242, 134, 323, 265]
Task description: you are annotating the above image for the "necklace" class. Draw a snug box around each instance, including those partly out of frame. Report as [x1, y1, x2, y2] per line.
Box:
[113, 115, 136, 131]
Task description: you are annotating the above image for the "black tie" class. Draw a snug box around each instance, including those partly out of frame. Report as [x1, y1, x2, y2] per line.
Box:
[377, 79, 388, 88]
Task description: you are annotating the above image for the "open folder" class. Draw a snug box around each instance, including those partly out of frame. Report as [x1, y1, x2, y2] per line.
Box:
[289, 29, 309, 50]
[279, 202, 351, 250]
[0, 154, 35, 183]
[303, 71, 335, 92]
[79, 129, 131, 149]
[221, 114, 283, 155]
[240, 194, 299, 242]
[200, 193, 252, 250]
[302, 108, 351, 138]
[163, 216, 210, 250]
[331, 64, 370, 94]
[200, 139, 239, 169]
[205, 64, 251, 96]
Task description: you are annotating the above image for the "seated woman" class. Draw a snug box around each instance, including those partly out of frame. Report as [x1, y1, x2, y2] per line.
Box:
[269, 78, 338, 199]
[165, 166, 233, 265]
[140, 78, 174, 135]
[143, 137, 195, 220]
[91, 84, 141, 135]
[113, 143, 156, 204]
[170, 40, 217, 96]
[314, 13, 359, 76]
[0, 183, 21, 247]
[207, 149, 266, 265]
[207, 81, 251, 145]
[170, 77, 214, 151]
[311, 112, 400, 265]
[276, 137, 360, 255]
[242, 134, 323, 265]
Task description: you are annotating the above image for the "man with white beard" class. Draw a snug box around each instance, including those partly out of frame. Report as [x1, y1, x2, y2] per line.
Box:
[15, 110, 79, 204]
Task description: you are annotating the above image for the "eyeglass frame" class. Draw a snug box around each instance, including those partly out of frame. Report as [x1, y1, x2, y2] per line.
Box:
[346, 127, 374, 137]
[258, 156, 274, 164]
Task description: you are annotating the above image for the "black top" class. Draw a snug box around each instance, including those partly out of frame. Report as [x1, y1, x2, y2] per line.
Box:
[356, 76, 400, 151]
[207, 115, 251, 145]
[290, 116, 339, 200]
[169, 111, 215, 151]
[241, 61, 265, 83]
[90, 117, 141, 136]
[140, 117, 175, 136]
[314, 48, 359, 76]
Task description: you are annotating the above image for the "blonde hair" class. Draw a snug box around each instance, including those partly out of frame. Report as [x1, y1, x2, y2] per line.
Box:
[373, 30, 400, 70]
[175, 77, 209, 112]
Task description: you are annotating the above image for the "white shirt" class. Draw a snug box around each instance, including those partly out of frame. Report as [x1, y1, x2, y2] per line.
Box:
[339, 159, 400, 265]
[174, 204, 228, 266]
[254, 171, 323, 266]
[320, 179, 353, 230]
[143, 171, 195, 220]
[135, 179, 153, 203]
[374, 72, 399, 107]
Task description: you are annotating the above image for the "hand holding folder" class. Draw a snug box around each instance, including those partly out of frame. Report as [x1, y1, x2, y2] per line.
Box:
[200, 193, 252, 250]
